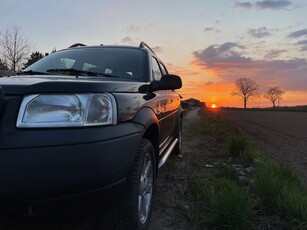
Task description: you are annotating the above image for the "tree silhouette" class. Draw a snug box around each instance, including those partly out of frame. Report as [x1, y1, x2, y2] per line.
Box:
[232, 78, 259, 109]
[0, 25, 31, 72]
[23, 51, 44, 69]
[264, 86, 285, 108]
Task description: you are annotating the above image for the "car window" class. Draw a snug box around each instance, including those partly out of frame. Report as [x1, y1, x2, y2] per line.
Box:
[159, 62, 168, 75]
[24, 47, 148, 81]
[151, 57, 162, 80]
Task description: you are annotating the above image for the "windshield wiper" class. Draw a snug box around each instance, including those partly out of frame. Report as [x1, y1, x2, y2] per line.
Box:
[46, 68, 119, 78]
[19, 70, 50, 75]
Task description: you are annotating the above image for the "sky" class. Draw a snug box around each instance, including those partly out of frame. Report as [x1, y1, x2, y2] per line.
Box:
[0, 0, 306, 108]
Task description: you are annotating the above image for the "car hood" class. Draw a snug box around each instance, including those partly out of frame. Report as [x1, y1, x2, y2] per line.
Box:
[0, 75, 147, 95]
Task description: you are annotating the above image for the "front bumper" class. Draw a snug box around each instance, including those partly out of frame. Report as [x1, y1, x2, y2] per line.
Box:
[0, 122, 145, 203]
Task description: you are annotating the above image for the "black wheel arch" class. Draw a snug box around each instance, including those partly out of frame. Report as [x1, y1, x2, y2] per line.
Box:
[133, 107, 159, 130]
[133, 107, 160, 175]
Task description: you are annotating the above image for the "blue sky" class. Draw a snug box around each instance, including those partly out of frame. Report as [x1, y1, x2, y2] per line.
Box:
[1, 0, 306, 107]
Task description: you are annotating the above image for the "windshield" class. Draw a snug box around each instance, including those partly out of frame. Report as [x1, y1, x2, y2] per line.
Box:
[23, 47, 148, 81]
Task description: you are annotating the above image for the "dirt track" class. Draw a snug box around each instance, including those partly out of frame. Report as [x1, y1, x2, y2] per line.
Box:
[217, 109, 307, 184]
[149, 108, 201, 230]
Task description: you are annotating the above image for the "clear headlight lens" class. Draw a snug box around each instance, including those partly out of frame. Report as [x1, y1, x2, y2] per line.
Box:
[17, 94, 117, 128]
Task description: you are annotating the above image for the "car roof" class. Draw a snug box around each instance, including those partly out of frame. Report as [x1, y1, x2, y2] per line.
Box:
[67, 42, 157, 56]
[63, 42, 164, 65]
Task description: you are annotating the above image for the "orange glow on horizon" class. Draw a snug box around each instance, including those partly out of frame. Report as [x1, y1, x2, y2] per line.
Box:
[170, 62, 307, 108]
[211, 104, 218, 109]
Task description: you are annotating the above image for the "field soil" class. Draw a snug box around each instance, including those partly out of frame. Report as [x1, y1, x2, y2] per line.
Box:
[217, 109, 307, 184]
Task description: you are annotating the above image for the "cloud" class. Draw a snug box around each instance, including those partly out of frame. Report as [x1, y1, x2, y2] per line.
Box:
[121, 36, 136, 45]
[126, 25, 141, 33]
[235, 1, 293, 10]
[297, 40, 307, 45]
[288, 29, 307, 51]
[204, 27, 221, 33]
[204, 27, 214, 32]
[125, 24, 155, 34]
[166, 63, 200, 77]
[288, 28, 307, 38]
[296, 39, 307, 52]
[235, 2, 253, 9]
[248, 27, 271, 38]
[264, 49, 286, 59]
[152, 46, 163, 53]
[192, 42, 250, 69]
[204, 81, 214, 86]
[192, 42, 307, 91]
[255, 0, 293, 10]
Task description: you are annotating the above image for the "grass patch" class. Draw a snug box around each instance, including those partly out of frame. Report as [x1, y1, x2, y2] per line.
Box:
[252, 161, 307, 228]
[185, 178, 256, 229]
[242, 146, 260, 164]
[184, 205, 204, 223]
[278, 185, 307, 229]
[216, 163, 238, 180]
[186, 176, 209, 201]
[253, 161, 301, 207]
[221, 135, 250, 157]
[205, 179, 256, 230]
[185, 177, 209, 223]
[253, 162, 288, 210]
[221, 135, 262, 164]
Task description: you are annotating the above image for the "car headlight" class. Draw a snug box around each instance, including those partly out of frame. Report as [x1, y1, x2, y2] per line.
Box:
[17, 93, 117, 128]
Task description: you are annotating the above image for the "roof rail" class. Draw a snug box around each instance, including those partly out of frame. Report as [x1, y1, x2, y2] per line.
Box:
[69, 43, 86, 48]
[139, 42, 155, 54]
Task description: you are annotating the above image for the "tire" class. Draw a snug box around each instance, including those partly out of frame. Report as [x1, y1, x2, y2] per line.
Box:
[122, 139, 156, 230]
[173, 117, 182, 155]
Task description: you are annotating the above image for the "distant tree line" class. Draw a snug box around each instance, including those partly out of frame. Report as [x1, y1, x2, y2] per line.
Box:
[232, 78, 285, 109]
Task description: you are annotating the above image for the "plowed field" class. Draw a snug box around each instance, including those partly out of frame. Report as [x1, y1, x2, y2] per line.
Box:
[217, 109, 307, 183]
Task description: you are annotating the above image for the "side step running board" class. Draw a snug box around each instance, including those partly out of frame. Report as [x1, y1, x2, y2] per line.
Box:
[158, 138, 178, 168]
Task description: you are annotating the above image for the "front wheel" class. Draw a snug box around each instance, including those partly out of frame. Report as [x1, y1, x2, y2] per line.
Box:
[123, 139, 156, 230]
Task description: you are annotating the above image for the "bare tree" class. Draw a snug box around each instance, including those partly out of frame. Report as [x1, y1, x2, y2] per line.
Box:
[0, 25, 31, 72]
[232, 78, 259, 109]
[264, 86, 285, 108]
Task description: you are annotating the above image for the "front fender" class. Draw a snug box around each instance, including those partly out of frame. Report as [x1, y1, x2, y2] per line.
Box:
[132, 107, 159, 131]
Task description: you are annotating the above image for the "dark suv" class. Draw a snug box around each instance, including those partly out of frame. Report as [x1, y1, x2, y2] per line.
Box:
[0, 42, 182, 229]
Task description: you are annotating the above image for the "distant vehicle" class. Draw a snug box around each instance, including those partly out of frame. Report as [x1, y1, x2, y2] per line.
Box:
[0, 42, 182, 229]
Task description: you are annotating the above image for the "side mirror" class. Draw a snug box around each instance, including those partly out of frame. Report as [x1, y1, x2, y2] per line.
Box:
[150, 74, 182, 91]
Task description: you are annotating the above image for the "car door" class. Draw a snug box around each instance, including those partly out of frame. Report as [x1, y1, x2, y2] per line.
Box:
[151, 57, 178, 144]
